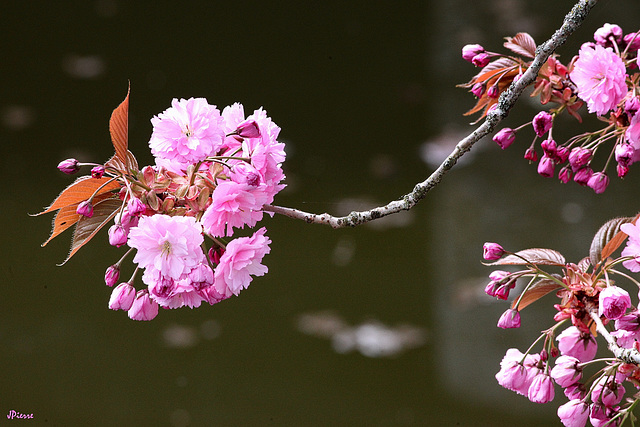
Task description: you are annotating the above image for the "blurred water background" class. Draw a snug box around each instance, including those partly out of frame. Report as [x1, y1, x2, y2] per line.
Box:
[2, 0, 640, 425]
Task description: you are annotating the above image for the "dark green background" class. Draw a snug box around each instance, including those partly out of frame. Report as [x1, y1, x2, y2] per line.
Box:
[2, 0, 640, 425]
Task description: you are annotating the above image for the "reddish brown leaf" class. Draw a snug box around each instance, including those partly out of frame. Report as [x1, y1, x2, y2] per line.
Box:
[512, 279, 561, 310]
[59, 198, 123, 265]
[40, 191, 120, 247]
[601, 213, 640, 261]
[110, 84, 130, 165]
[489, 248, 566, 266]
[504, 32, 537, 58]
[33, 176, 122, 216]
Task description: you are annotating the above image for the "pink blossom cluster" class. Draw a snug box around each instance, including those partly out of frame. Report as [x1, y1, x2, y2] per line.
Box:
[483, 235, 640, 426]
[58, 97, 286, 321]
[462, 24, 640, 194]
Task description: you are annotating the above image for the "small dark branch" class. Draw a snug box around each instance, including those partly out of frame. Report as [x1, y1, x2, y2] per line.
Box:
[266, 0, 599, 229]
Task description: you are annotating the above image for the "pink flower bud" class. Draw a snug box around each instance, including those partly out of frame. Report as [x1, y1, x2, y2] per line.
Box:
[497, 309, 521, 329]
[540, 138, 557, 156]
[594, 23, 623, 46]
[91, 165, 105, 178]
[57, 158, 80, 174]
[599, 285, 631, 319]
[208, 246, 226, 265]
[108, 224, 128, 247]
[76, 200, 93, 217]
[587, 172, 609, 194]
[557, 400, 589, 427]
[471, 52, 490, 67]
[558, 166, 573, 184]
[550, 355, 582, 387]
[537, 155, 555, 177]
[127, 197, 146, 216]
[625, 97, 640, 116]
[104, 265, 120, 287]
[556, 146, 570, 163]
[128, 289, 159, 321]
[624, 32, 640, 52]
[615, 143, 635, 167]
[569, 147, 593, 171]
[617, 164, 630, 178]
[524, 147, 538, 162]
[462, 44, 485, 62]
[557, 326, 597, 362]
[532, 111, 553, 137]
[471, 82, 485, 97]
[591, 378, 626, 407]
[573, 167, 593, 186]
[108, 282, 136, 311]
[487, 85, 499, 99]
[483, 242, 504, 260]
[527, 374, 555, 403]
[493, 128, 516, 149]
[235, 119, 261, 138]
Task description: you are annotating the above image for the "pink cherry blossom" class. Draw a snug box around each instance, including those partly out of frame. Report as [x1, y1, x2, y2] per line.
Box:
[497, 308, 521, 329]
[570, 44, 627, 116]
[550, 355, 582, 387]
[598, 285, 631, 320]
[214, 227, 271, 297]
[557, 326, 597, 362]
[128, 289, 159, 321]
[557, 399, 589, 427]
[108, 282, 136, 311]
[621, 222, 640, 272]
[495, 348, 541, 396]
[527, 373, 555, 403]
[200, 180, 269, 237]
[149, 98, 225, 171]
[128, 214, 205, 280]
[482, 242, 504, 260]
[142, 266, 206, 309]
[591, 377, 626, 407]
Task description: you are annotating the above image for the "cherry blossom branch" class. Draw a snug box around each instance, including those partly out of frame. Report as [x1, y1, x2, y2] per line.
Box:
[588, 305, 640, 365]
[263, 0, 599, 229]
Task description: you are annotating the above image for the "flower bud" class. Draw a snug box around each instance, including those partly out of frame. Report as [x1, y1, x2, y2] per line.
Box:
[524, 147, 538, 162]
[615, 143, 635, 167]
[497, 309, 521, 329]
[540, 138, 557, 156]
[555, 146, 570, 163]
[532, 111, 553, 137]
[127, 197, 146, 216]
[625, 97, 640, 116]
[558, 166, 572, 184]
[617, 164, 629, 178]
[493, 128, 516, 150]
[128, 289, 159, 321]
[76, 200, 93, 217]
[487, 85, 499, 99]
[471, 52, 490, 67]
[471, 82, 485, 97]
[108, 224, 128, 247]
[91, 165, 105, 179]
[57, 158, 80, 174]
[104, 265, 120, 287]
[573, 167, 593, 186]
[235, 119, 261, 138]
[587, 172, 609, 194]
[594, 23, 623, 46]
[483, 242, 504, 260]
[537, 155, 555, 178]
[569, 147, 593, 171]
[108, 282, 136, 311]
[462, 44, 485, 62]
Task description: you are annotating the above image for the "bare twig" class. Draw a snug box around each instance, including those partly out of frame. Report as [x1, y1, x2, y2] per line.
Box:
[264, 0, 599, 229]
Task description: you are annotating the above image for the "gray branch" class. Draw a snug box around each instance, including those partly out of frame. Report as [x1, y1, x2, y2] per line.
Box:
[263, 0, 599, 229]
[588, 306, 640, 365]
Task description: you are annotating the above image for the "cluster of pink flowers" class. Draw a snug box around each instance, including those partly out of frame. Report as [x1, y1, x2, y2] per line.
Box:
[462, 24, 640, 193]
[57, 97, 285, 320]
[482, 227, 640, 425]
